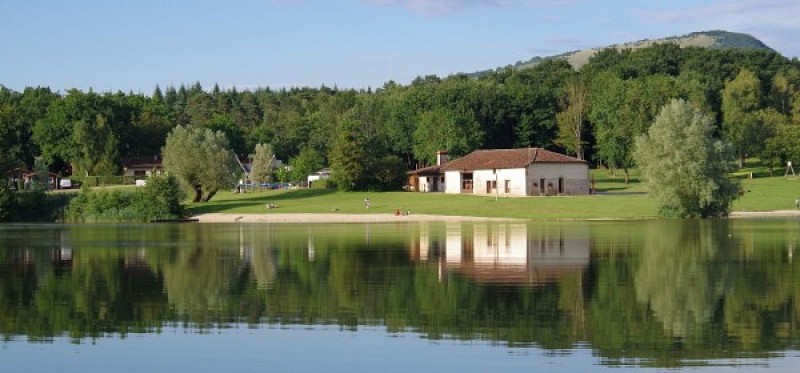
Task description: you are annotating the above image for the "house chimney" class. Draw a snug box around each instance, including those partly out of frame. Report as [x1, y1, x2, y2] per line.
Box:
[436, 150, 449, 166]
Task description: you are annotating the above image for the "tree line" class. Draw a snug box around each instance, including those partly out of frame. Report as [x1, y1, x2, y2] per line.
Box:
[2, 44, 800, 191]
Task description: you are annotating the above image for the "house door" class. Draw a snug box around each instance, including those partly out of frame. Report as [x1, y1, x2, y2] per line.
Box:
[539, 178, 545, 195]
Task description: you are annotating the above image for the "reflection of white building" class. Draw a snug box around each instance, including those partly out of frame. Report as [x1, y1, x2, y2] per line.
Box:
[413, 222, 590, 285]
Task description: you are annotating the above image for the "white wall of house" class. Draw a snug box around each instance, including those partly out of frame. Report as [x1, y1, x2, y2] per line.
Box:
[530, 163, 588, 179]
[444, 171, 462, 194]
[123, 168, 163, 177]
[527, 163, 590, 196]
[445, 163, 590, 196]
[418, 175, 445, 192]
[472, 168, 528, 197]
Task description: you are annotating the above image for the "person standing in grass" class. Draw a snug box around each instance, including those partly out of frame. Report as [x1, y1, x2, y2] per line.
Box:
[364, 197, 370, 209]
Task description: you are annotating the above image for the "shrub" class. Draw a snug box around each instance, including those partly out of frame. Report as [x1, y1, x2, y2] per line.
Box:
[66, 175, 186, 222]
[0, 185, 74, 222]
[0, 183, 12, 222]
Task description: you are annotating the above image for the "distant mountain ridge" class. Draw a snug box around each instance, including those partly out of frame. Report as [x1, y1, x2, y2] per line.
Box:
[471, 30, 774, 76]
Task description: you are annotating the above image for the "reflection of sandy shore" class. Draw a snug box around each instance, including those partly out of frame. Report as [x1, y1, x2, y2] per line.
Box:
[194, 213, 521, 223]
[730, 210, 800, 218]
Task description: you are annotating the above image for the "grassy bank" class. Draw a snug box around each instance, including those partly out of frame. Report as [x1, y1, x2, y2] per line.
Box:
[187, 169, 800, 220]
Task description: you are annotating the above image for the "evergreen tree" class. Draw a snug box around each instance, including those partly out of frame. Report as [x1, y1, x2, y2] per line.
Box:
[153, 84, 164, 103]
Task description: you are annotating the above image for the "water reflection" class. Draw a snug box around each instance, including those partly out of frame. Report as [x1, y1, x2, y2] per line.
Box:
[0, 220, 798, 369]
[411, 222, 589, 286]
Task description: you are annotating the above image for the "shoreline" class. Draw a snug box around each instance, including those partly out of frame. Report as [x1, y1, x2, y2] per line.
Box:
[193, 212, 523, 223]
[193, 210, 800, 223]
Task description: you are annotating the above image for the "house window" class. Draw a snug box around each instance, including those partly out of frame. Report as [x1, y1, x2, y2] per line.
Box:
[486, 180, 496, 194]
[461, 173, 474, 191]
[504, 180, 510, 194]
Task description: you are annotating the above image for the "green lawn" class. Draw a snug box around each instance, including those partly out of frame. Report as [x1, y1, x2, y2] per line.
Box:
[188, 188, 659, 220]
[187, 168, 800, 220]
[734, 175, 800, 211]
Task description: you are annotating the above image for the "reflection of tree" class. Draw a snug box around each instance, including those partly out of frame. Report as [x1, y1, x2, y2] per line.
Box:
[3, 221, 800, 367]
[635, 220, 734, 337]
[161, 245, 247, 323]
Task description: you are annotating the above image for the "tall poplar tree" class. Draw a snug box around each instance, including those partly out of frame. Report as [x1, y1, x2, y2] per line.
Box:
[721, 69, 762, 168]
[555, 79, 588, 160]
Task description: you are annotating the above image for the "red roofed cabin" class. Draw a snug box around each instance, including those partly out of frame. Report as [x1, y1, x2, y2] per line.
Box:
[122, 156, 163, 177]
[441, 148, 589, 196]
[407, 150, 449, 192]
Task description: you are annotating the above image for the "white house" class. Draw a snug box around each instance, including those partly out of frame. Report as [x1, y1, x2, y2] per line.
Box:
[121, 156, 163, 177]
[440, 148, 590, 197]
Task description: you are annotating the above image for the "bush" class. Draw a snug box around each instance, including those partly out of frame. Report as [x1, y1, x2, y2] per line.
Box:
[66, 175, 186, 222]
[309, 178, 335, 189]
[0, 184, 74, 222]
[0, 183, 12, 222]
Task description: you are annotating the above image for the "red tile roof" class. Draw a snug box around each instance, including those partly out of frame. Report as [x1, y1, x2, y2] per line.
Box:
[122, 156, 162, 169]
[441, 148, 584, 171]
[407, 164, 442, 175]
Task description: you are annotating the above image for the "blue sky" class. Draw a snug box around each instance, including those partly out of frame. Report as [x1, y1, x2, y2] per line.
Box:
[1, 0, 798, 93]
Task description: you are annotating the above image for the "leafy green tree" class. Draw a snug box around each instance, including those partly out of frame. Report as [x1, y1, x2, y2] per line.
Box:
[32, 89, 118, 175]
[635, 99, 740, 218]
[290, 147, 324, 182]
[329, 118, 370, 191]
[412, 108, 483, 165]
[249, 143, 275, 185]
[770, 67, 800, 115]
[761, 111, 800, 173]
[373, 155, 407, 191]
[721, 69, 763, 168]
[589, 72, 629, 176]
[555, 79, 588, 159]
[71, 115, 119, 176]
[162, 125, 236, 202]
[207, 113, 246, 157]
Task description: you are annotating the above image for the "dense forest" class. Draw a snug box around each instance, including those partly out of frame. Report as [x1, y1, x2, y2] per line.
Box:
[2, 44, 800, 188]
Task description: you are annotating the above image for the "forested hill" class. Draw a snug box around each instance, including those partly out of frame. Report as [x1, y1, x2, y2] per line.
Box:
[470, 30, 775, 77]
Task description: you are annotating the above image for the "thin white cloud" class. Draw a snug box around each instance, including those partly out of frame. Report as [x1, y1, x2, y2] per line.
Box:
[638, 0, 800, 31]
[364, 0, 522, 15]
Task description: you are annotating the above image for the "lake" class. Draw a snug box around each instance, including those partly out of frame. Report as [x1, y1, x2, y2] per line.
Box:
[1, 219, 798, 372]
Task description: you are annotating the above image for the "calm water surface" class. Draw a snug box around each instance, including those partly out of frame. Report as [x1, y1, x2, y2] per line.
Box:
[1, 219, 799, 372]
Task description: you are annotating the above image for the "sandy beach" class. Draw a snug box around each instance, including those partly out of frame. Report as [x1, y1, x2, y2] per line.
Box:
[192, 210, 800, 223]
[729, 210, 800, 218]
[193, 212, 523, 223]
